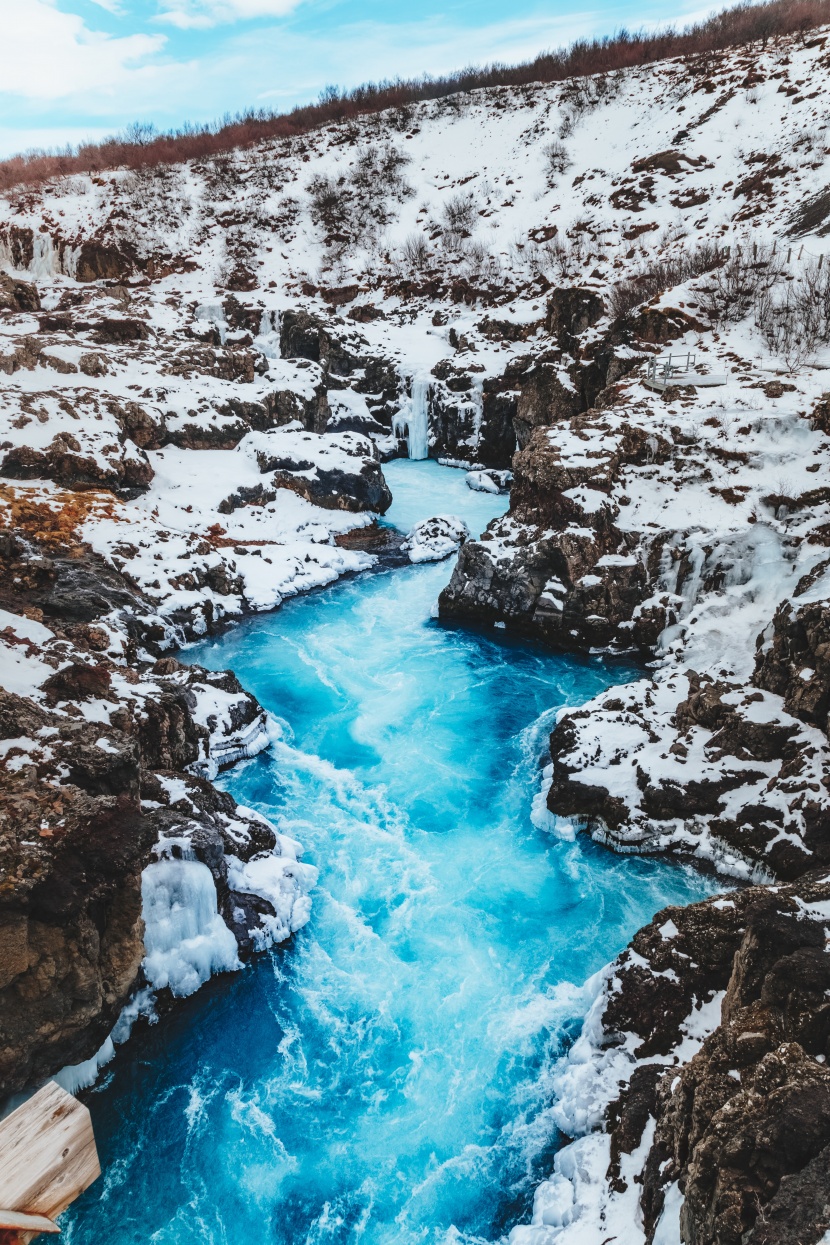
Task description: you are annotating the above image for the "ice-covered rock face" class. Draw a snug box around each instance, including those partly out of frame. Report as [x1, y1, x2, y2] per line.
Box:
[403, 514, 470, 563]
[141, 855, 241, 997]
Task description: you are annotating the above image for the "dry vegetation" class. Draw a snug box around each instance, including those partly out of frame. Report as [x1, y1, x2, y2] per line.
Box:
[0, 0, 826, 194]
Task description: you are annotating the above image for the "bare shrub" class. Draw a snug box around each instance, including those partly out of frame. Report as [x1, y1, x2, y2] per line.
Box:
[754, 258, 830, 372]
[308, 174, 348, 229]
[609, 243, 723, 318]
[202, 153, 243, 198]
[401, 232, 429, 268]
[697, 242, 785, 323]
[308, 145, 412, 245]
[558, 111, 576, 140]
[52, 175, 89, 198]
[543, 140, 571, 178]
[248, 157, 286, 191]
[351, 145, 410, 195]
[443, 192, 476, 234]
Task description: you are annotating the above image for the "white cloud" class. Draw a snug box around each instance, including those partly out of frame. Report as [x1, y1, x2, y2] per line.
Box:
[0, 0, 166, 100]
[156, 0, 302, 28]
[0, 125, 114, 159]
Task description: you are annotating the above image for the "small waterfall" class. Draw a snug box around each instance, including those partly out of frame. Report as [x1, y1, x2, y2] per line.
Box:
[30, 234, 59, 281]
[141, 856, 240, 997]
[393, 375, 430, 460]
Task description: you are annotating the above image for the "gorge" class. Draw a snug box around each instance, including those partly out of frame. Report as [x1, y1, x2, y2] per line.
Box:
[59, 460, 715, 1244]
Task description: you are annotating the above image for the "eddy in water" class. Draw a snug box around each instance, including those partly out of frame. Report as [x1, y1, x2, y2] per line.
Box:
[63, 461, 716, 1245]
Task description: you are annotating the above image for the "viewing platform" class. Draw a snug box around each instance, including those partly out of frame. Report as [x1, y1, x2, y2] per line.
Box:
[642, 352, 728, 392]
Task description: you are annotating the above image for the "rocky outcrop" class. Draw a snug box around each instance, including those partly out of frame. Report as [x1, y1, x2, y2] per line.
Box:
[0, 506, 310, 1095]
[279, 308, 401, 427]
[623, 877, 830, 1245]
[0, 273, 40, 314]
[546, 670, 830, 880]
[523, 874, 830, 1245]
[248, 427, 393, 513]
[755, 592, 830, 730]
[402, 514, 469, 563]
[439, 417, 669, 647]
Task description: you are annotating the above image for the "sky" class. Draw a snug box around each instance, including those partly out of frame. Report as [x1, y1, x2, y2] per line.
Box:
[1, 0, 724, 158]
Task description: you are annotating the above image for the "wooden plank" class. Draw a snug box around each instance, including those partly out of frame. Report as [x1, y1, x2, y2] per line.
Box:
[0, 1082, 100, 1225]
[0, 1211, 59, 1234]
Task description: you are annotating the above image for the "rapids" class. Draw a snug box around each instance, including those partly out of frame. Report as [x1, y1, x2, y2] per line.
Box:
[63, 460, 716, 1245]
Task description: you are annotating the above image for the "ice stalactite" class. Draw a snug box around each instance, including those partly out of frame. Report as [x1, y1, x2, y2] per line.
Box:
[393, 375, 430, 460]
[141, 850, 240, 997]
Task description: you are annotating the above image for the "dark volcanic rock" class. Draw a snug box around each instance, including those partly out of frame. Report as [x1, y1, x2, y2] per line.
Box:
[755, 594, 830, 730]
[628, 878, 830, 1245]
[0, 273, 40, 314]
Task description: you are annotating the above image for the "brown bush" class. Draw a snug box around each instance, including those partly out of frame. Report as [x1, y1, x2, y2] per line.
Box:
[0, 0, 826, 193]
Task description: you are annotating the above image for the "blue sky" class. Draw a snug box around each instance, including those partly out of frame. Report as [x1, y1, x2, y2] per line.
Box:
[2, 0, 719, 157]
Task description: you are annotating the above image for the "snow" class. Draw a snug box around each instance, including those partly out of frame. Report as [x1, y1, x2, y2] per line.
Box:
[226, 848, 317, 949]
[0, 607, 70, 697]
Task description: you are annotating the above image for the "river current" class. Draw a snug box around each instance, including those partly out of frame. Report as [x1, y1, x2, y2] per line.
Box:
[63, 460, 715, 1245]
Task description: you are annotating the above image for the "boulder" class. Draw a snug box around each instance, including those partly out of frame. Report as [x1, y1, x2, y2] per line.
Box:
[403, 515, 470, 563]
[246, 426, 393, 513]
[0, 273, 40, 314]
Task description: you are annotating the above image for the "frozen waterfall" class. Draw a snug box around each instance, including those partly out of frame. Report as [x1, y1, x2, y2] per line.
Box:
[141, 853, 240, 997]
[393, 375, 430, 460]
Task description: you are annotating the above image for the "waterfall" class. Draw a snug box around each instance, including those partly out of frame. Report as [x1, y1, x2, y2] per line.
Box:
[141, 855, 240, 997]
[393, 375, 430, 460]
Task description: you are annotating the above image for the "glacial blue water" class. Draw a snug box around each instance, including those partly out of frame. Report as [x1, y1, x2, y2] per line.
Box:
[63, 460, 716, 1245]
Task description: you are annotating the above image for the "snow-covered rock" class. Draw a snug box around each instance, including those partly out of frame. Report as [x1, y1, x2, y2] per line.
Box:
[466, 468, 512, 494]
[403, 514, 470, 563]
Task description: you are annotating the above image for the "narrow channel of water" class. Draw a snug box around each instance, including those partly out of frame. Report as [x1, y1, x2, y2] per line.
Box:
[63, 461, 716, 1245]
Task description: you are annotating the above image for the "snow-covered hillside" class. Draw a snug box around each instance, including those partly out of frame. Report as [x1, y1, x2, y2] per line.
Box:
[3, 21, 830, 1245]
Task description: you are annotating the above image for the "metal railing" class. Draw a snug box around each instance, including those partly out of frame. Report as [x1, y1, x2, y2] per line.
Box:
[646, 352, 697, 385]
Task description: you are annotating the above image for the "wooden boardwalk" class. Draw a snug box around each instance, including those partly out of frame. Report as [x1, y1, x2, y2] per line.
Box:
[0, 1083, 100, 1242]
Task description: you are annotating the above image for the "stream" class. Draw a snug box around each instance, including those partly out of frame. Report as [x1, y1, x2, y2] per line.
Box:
[63, 460, 717, 1245]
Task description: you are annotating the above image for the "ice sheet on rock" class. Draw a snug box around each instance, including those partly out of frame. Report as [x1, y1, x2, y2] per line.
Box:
[141, 855, 240, 997]
[510, 969, 725, 1245]
[466, 468, 512, 494]
[392, 375, 430, 461]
